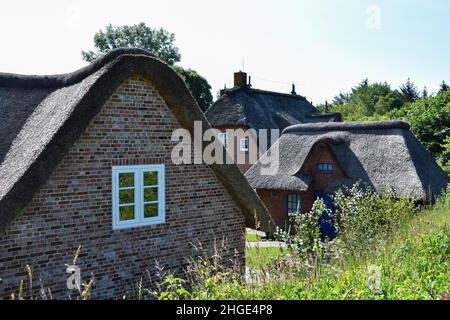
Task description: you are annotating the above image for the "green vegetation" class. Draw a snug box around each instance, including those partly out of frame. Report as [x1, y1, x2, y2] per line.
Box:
[184, 186, 450, 300]
[246, 247, 284, 269]
[82, 22, 213, 111]
[246, 232, 258, 242]
[318, 79, 450, 174]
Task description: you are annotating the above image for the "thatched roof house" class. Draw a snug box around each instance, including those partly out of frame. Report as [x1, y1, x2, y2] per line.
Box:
[0, 48, 274, 298]
[204, 71, 341, 172]
[205, 85, 341, 130]
[245, 120, 449, 227]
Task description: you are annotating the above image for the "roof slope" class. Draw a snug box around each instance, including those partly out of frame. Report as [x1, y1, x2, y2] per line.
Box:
[245, 120, 449, 200]
[205, 86, 341, 130]
[0, 48, 275, 234]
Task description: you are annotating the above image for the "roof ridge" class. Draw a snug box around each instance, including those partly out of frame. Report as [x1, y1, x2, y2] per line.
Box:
[223, 86, 308, 101]
[0, 48, 155, 89]
[282, 120, 410, 134]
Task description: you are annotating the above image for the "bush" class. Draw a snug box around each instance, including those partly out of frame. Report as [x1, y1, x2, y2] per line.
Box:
[333, 184, 417, 257]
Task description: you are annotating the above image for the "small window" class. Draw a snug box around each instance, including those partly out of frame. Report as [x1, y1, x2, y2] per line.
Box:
[240, 137, 249, 152]
[218, 132, 229, 149]
[287, 194, 301, 216]
[317, 163, 333, 172]
[112, 164, 165, 230]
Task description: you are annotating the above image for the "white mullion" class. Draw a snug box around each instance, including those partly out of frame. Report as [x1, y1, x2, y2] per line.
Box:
[158, 166, 165, 219]
[112, 169, 118, 228]
[143, 200, 158, 205]
[118, 186, 135, 191]
[137, 168, 143, 224]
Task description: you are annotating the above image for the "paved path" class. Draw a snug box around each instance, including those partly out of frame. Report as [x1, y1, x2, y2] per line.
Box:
[246, 241, 286, 248]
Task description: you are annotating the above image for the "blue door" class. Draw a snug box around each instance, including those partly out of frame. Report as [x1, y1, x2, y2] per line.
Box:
[314, 192, 337, 240]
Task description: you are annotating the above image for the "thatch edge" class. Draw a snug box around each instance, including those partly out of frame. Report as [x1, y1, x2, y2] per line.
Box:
[0, 50, 275, 234]
[283, 120, 410, 134]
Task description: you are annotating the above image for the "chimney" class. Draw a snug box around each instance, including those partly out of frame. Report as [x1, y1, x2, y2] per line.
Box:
[291, 83, 297, 95]
[234, 71, 247, 87]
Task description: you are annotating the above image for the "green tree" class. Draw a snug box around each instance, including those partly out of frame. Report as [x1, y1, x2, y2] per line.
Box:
[82, 22, 212, 111]
[173, 66, 213, 111]
[329, 79, 402, 120]
[422, 86, 428, 99]
[399, 78, 419, 103]
[389, 89, 450, 162]
[439, 80, 449, 93]
[81, 22, 181, 64]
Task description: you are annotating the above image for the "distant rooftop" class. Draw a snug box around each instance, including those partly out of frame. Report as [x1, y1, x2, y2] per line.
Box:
[205, 71, 341, 131]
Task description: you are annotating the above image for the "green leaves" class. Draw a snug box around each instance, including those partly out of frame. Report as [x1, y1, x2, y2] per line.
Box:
[81, 22, 213, 112]
[81, 22, 181, 65]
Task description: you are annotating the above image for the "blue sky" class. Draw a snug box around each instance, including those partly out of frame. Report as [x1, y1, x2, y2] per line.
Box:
[0, 0, 448, 103]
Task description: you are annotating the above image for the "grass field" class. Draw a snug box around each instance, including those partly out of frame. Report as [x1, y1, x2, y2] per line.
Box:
[191, 190, 450, 300]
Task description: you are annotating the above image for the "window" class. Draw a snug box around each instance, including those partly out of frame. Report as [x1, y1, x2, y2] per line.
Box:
[317, 163, 333, 172]
[287, 194, 301, 216]
[218, 132, 229, 149]
[112, 164, 165, 230]
[240, 137, 249, 152]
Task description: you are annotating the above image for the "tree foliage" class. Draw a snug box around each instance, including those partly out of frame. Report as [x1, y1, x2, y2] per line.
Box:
[81, 22, 181, 65]
[81, 22, 212, 111]
[388, 89, 450, 165]
[173, 66, 213, 111]
[327, 79, 449, 174]
[399, 78, 419, 104]
[440, 81, 450, 93]
[329, 79, 402, 120]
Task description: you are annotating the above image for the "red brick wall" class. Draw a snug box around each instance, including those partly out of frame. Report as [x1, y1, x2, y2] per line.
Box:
[0, 76, 245, 299]
[213, 126, 259, 173]
[256, 189, 313, 227]
[303, 143, 344, 192]
[257, 143, 343, 227]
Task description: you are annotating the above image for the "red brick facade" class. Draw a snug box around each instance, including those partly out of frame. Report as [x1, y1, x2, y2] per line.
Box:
[0, 77, 245, 299]
[257, 142, 342, 227]
[256, 190, 314, 227]
[214, 126, 261, 173]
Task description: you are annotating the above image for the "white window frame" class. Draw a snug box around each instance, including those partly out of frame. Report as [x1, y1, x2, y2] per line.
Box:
[239, 137, 249, 152]
[112, 164, 165, 230]
[218, 132, 229, 149]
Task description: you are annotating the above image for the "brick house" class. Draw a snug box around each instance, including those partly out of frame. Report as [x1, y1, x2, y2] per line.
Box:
[0, 48, 274, 299]
[245, 121, 449, 230]
[205, 71, 341, 172]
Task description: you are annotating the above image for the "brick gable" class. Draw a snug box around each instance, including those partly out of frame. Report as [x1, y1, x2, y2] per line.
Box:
[0, 77, 245, 299]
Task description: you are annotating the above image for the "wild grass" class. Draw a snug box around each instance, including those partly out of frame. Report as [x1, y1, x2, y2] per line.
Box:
[3, 185, 449, 300]
[186, 185, 450, 300]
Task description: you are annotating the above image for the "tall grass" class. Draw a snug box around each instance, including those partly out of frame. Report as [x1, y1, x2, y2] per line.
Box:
[186, 185, 450, 300]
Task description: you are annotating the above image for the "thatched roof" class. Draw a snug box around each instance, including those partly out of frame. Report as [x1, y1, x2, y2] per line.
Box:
[0, 48, 275, 234]
[205, 86, 341, 131]
[245, 120, 449, 200]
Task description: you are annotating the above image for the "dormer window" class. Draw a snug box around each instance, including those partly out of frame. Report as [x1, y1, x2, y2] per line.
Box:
[317, 163, 333, 172]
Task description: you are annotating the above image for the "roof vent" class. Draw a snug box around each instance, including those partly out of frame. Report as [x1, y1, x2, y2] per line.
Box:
[234, 71, 247, 87]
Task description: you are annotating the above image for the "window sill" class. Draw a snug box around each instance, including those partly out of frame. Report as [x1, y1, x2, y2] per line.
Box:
[112, 217, 165, 230]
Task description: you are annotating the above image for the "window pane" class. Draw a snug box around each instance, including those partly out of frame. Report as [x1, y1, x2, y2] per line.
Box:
[119, 205, 135, 221]
[119, 172, 134, 187]
[288, 194, 300, 215]
[144, 171, 158, 186]
[144, 203, 158, 218]
[119, 189, 134, 204]
[144, 187, 158, 202]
